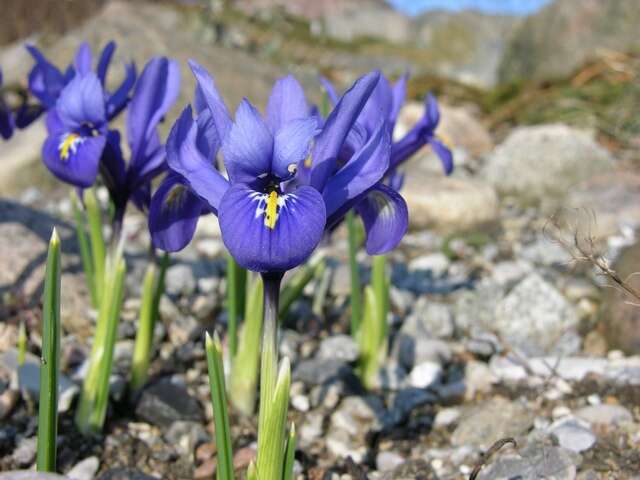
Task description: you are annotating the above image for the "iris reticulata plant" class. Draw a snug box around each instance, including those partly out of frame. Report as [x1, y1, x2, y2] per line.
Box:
[322, 73, 453, 387]
[149, 59, 407, 477]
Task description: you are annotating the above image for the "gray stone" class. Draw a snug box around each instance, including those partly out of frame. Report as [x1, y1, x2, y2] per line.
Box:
[136, 380, 204, 427]
[408, 253, 450, 277]
[67, 456, 100, 480]
[476, 444, 578, 480]
[0, 474, 68, 480]
[549, 417, 596, 453]
[97, 469, 159, 480]
[1, 350, 78, 413]
[527, 357, 608, 381]
[376, 451, 405, 472]
[451, 397, 534, 449]
[292, 358, 352, 386]
[434, 407, 461, 428]
[394, 336, 452, 371]
[483, 124, 614, 206]
[402, 176, 499, 233]
[165, 421, 209, 456]
[408, 361, 443, 389]
[575, 404, 633, 426]
[318, 334, 359, 363]
[390, 388, 437, 423]
[165, 264, 196, 297]
[493, 273, 580, 356]
[380, 459, 439, 480]
[11, 437, 37, 467]
[402, 299, 455, 340]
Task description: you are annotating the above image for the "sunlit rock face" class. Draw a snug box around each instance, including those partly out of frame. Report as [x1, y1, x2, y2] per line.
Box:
[500, 0, 640, 83]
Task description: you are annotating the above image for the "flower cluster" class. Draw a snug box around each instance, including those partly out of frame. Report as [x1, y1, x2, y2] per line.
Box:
[148, 64, 450, 273]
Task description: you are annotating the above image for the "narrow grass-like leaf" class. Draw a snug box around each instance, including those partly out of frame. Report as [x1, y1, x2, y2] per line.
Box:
[36, 228, 61, 472]
[257, 357, 291, 480]
[311, 261, 330, 317]
[131, 252, 169, 391]
[83, 189, 106, 306]
[283, 423, 297, 480]
[226, 255, 247, 357]
[71, 191, 97, 308]
[246, 461, 258, 480]
[75, 252, 126, 434]
[205, 332, 235, 480]
[279, 253, 326, 319]
[358, 286, 385, 389]
[18, 320, 27, 367]
[230, 275, 263, 416]
[371, 255, 389, 349]
[346, 210, 362, 336]
[130, 263, 157, 391]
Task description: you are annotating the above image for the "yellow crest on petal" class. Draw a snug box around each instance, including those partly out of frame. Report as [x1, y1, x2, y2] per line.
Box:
[59, 133, 82, 161]
[264, 191, 279, 229]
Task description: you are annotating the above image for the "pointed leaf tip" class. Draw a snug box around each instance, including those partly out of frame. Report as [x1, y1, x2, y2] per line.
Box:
[50, 227, 60, 246]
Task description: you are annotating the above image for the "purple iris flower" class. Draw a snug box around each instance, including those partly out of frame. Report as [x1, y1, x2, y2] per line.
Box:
[0, 68, 15, 140]
[41, 55, 176, 199]
[100, 57, 181, 219]
[149, 62, 392, 273]
[322, 73, 453, 179]
[26, 41, 136, 120]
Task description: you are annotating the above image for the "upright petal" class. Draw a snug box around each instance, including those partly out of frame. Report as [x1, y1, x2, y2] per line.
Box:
[323, 122, 390, 223]
[42, 131, 106, 188]
[56, 73, 106, 129]
[319, 76, 339, 105]
[127, 57, 180, 165]
[189, 60, 232, 141]
[222, 99, 273, 184]
[166, 106, 229, 214]
[355, 184, 408, 255]
[149, 174, 205, 252]
[106, 61, 137, 120]
[218, 184, 326, 272]
[100, 130, 127, 205]
[359, 74, 393, 134]
[26, 45, 67, 108]
[390, 73, 408, 127]
[266, 75, 309, 132]
[272, 117, 317, 180]
[74, 42, 93, 76]
[310, 71, 380, 191]
[97, 41, 116, 85]
[430, 137, 454, 175]
[425, 93, 440, 128]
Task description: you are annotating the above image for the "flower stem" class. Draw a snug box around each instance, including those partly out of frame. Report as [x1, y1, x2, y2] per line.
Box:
[84, 189, 106, 307]
[346, 210, 362, 336]
[71, 191, 97, 308]
[256, 271, 289, 480]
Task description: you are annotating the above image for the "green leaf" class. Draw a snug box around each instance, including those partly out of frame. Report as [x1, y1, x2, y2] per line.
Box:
[279, 253, 326, 319]
[230, 275, 263, 416]
[282, 423, 297, 480]
[71, 191, 97, 308]
[205, 332, 235, 480]
[358, 286, 386, 389]
[83, 189, 106, 307]
[76, 251, 126, 434]
[17, 320, 27, 367]
[257, 358, 291, 480]
[226, 256, 247, 357]
[36, 228, 61, 472]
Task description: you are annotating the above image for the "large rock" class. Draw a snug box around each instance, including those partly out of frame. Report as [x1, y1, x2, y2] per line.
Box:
[493, 273, 580, 356]
[0, 474, 68, 480]
[402, 176, 499, 233]
[600, 240, 640, 354]
[0, 200, 90, 334]
[565, 171, 640, 240]
[483, 124, 614, 205]
[323, 6, 411, 44]
[413, 11, 521, 88]
[500, 0, 640, 83]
